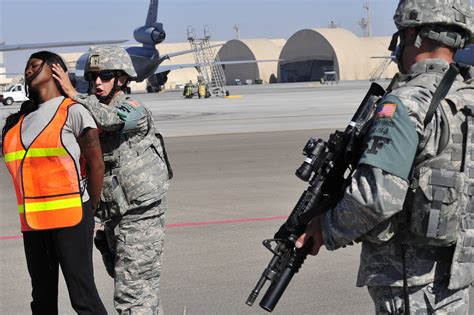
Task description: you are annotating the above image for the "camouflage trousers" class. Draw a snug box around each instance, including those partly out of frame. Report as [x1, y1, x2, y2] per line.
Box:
[105, 200, 166, 315]
[368, 282, 470, 315]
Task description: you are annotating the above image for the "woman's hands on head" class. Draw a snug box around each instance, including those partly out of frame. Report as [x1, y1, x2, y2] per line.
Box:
[52, 64, 78, 99]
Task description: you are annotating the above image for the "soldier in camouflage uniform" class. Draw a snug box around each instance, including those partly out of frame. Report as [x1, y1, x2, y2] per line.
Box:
[53, 45, 170, 314]
[296, 1, 473, 314]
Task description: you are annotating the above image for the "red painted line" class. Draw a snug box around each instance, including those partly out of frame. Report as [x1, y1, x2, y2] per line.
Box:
[0, 216, 288, 240]
[166, 215, 287, 228]
[0, 235, 22, 240]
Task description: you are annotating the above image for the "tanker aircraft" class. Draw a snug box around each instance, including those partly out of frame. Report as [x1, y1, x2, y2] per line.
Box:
[73, 0, 277, 92]
[3, 0, 279, 92]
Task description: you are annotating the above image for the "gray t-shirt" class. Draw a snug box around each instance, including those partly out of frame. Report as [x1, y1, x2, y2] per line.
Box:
[22, 96, 97, 202]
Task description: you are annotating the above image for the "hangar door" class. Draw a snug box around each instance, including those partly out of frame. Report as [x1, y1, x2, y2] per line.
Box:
[280, 59, 334, 83]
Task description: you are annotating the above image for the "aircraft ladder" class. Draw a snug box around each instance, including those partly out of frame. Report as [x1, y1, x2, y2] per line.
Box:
[369, 58, 392, 82]
[187, 26, 227, 97]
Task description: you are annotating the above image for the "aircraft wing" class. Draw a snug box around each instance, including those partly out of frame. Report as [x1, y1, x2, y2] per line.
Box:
[0, 72, 23, 76]
[0, 39, 128, 52]
[217, 59, 283, 65]
[370, 45, 473, 66]
[156, 59, 283, 74]
[162, 44, 223, 60]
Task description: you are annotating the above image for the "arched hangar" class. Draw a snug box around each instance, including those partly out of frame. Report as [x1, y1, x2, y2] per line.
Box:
[218, 39, 285, 85]
[278, 28, 397, 82]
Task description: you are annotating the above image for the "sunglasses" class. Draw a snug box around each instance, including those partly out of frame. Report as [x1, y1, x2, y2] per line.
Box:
[86, 71, 119, 81]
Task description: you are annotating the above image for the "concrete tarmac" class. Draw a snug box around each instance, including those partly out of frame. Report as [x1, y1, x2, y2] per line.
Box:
[1, 82, 473, 314]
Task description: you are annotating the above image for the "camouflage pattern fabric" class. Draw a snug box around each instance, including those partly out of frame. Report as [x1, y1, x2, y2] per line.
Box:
[393, 0, 473, 35]
[106, 200, 166, 315]
[368, 283, 470, 315]
[321, 59, 473, 300]
[73, 91, 170, 314]
[73, 91, 170, 222]
[86, 45, 137, 79]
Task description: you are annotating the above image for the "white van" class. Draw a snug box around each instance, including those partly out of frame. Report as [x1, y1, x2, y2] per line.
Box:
[0, 84, 28, 105]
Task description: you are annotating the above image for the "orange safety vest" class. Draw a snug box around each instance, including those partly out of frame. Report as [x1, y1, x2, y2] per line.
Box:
[3, 98, 83, 231]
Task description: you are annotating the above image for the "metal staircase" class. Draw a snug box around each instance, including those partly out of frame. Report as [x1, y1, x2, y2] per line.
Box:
[187, 26, 227, 97]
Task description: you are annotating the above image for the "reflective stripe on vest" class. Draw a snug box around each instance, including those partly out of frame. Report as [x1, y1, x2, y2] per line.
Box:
[2, 98, 83, 231]
[18, 195, 82, 213]
[5, 147, 69, 163]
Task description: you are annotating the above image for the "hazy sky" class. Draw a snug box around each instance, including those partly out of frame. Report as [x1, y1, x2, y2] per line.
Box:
[1, 0, 399, 74]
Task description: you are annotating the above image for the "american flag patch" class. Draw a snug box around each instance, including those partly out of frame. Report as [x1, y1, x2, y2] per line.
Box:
[127, 100, 140, 108]
[376, 104, 397, 119]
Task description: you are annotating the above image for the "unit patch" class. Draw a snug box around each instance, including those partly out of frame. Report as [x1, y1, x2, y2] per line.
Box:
[366, 135, 391, 154]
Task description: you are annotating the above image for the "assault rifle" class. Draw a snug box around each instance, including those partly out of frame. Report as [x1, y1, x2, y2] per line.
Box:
[246, 82, 386, 312]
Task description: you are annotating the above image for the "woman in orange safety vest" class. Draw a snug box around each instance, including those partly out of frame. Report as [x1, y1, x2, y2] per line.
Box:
[2, 51, 107, 314]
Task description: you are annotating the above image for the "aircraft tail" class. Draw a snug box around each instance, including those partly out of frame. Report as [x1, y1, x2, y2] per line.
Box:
[146, 0, 159, 26]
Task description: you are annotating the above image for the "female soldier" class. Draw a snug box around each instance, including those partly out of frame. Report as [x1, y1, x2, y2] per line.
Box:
[53, 45, 170, 314]
[2, 51, 107, 314]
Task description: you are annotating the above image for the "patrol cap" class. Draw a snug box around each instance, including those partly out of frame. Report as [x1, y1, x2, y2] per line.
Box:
[394, 0, 473, 47]
[85, 45, 137, 80]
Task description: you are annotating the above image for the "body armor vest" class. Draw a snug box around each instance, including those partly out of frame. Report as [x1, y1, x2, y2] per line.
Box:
[98, 107, 170, 219]
[404, 77, 474, 289]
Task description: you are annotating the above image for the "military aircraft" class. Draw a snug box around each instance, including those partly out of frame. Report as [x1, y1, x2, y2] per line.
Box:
[73, 0, 225, 92]
[74, 0, 190, 81]
[3, 0, 278, 93]
[73, 0, 280, 93]
[2, 0, 220, 88]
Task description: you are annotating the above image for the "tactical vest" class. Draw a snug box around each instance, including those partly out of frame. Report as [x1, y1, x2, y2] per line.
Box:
[98, 106, 169, 219]
[404, 78, 474, 289]
[3, 98, 83, 231]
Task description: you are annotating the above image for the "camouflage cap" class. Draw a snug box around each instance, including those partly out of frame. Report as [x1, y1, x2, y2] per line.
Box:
[394, 0, 473, 39]
[85, 45, 137, 80]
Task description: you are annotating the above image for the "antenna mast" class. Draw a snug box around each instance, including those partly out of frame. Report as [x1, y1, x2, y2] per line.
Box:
[358, 2, 372, 37]
[363, 1, 371, 37]
[233, 25, 240, 40]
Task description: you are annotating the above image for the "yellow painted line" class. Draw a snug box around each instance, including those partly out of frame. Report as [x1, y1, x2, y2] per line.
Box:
[224, 95, 243, 99]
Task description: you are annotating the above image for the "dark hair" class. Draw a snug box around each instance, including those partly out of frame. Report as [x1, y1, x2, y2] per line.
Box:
[2, 51, 68, 144]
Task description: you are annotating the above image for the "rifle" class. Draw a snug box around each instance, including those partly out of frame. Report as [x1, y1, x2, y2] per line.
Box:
[245, 82, 386, 312]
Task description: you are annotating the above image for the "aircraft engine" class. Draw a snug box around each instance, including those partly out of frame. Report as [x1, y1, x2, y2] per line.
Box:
[133, 23, 166, 46]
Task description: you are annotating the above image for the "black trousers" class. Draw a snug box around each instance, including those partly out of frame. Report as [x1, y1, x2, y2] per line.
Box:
[23, 201, 107, 315]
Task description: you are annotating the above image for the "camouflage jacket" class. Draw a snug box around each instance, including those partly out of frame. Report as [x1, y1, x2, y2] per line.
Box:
[73, 91, 169, 222]
[321, 59, 474, 289]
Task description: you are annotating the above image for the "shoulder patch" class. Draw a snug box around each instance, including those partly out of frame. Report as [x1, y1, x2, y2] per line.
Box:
[376, 103, 397, 119]
[127, 100, 141, 108]
[358, 95, 418, 181]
